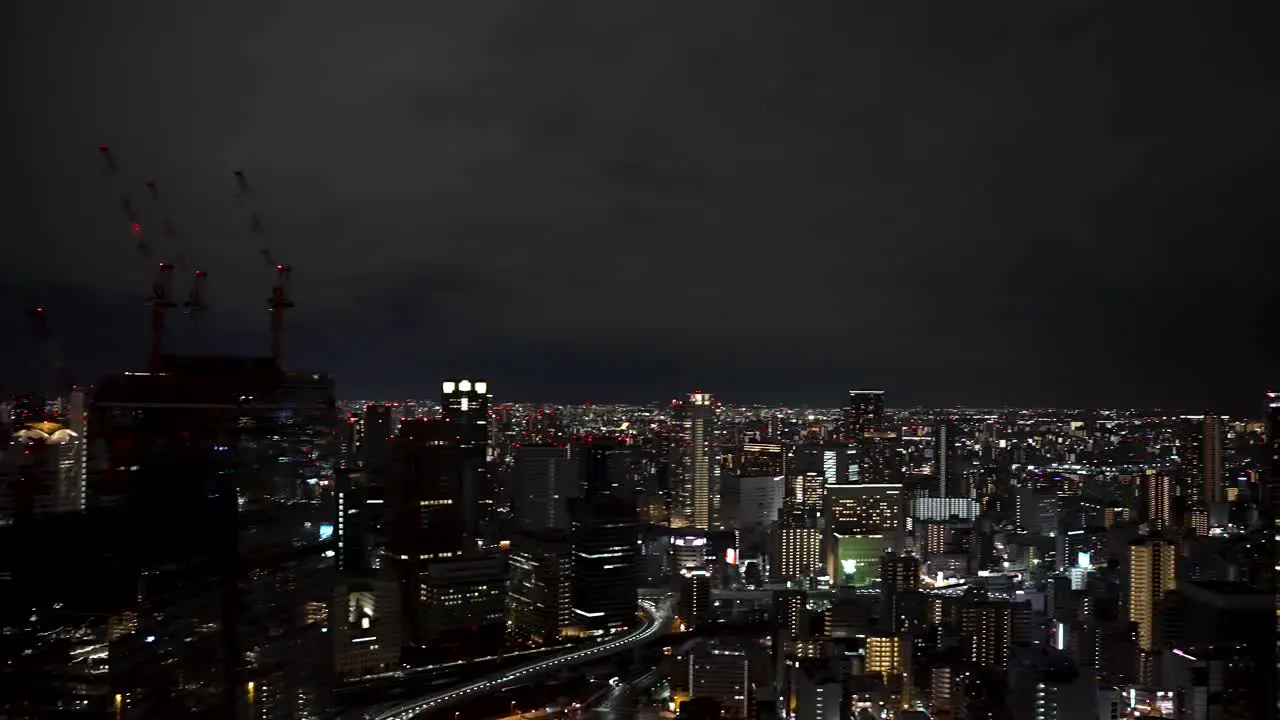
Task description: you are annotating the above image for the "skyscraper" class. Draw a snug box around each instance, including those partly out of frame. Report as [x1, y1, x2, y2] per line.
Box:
[88, 357, 339, 719]
[512, 444, 578, 532]
[680, 391, 719, 530]
[1201, 414, 1225, 505]
[1128, 536, 1177, 680]
[933, 421, 958, 497]
[570, 493, 639, 635]
[845, 390, 893, 484]
[844, 390, 884, 440]
[1145, 471, 1173, 530]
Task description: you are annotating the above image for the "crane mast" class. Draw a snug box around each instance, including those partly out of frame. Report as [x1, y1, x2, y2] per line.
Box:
[234, 170, 293, 365]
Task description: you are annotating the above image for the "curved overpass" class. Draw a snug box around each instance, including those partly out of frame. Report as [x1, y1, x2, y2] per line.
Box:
[373, 599, 670, 720]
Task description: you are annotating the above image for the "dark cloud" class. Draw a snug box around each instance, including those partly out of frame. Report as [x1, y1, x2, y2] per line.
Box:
[9, 1, 1279, 411]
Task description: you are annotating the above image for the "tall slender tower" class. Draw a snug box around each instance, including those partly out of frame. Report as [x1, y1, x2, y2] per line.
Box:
[682, 391, 719, 530]
[1201, 414, 1225, 505]
[1128, 536, 1177, 684]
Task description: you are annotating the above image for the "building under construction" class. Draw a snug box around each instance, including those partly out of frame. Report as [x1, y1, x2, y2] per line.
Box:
[0, 155, 342, 720]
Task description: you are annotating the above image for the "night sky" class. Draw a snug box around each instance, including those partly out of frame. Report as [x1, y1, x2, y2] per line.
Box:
[9, 2, 1279, 410]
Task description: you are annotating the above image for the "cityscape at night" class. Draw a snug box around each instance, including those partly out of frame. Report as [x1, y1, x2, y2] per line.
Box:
[7, 2, 1278, 719]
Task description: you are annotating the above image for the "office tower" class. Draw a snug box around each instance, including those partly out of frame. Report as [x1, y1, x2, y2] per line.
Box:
[1200, 414, 1225, 505]
[332, 577, 401, 679]
[440, 378, 490, 450]
[678, 566, 712, 629]
[333, 468, 370, 574]
[87, 357, 339, 719]
[866, 634, 912, 710]
[506, 531, 574, 645]
[679, 391, 719, 530]
[1008, 654, 1091, 720]
[793, 659, 843, 720]
[844, 390, 884, 440]
[360, 403, 392, 471]
[1145, 471, 1173, 530]
[910, 496, 979, 521]
[825, 482, 903, 586]
[933, 421, 959, 496]
[774, 512, 823, 581]
[8, 392, 46, 427]
[961, 601, 1017, 671]
[1170, 580, 1275, 719]
[388, 417, 504, 656]
[739, 441, 786, 476]
[687, 641, 752, 719]
[1128, 536, 1177, 685]
[416, 554, 508, 659]
[1, 419, 85, 521]
[846, 390, 893, 484]
[880, 552, 920, 632]
[440, 378, 495, 532]
[789, 442, 853, 486]
[720, 474, 784, 550]
[570, 494, 639, 635]
[575, 436, 632, 499]
[511, 444, 578, 531]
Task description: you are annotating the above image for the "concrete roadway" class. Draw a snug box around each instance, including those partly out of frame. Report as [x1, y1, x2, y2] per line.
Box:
[371, 598, 671, 720]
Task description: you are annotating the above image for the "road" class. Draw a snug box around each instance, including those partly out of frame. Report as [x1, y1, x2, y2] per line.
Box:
[372, 598, 671, 720]
[581, 665, 668, 719]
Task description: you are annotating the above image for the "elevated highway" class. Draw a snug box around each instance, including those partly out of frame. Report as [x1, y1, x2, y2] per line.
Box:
[372, 598, 671, 720]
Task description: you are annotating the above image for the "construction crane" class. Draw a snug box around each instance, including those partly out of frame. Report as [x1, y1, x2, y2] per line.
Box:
[233, 170, 293, 365]
[145, 180, 210, 330]
[184, 268, 209, 326]
[99, 145, 179, 368]
[268, 264, 294, 366]
[26, 306, 75, 396]
[98, 145, 150, 259]
[232, 170, 276, 268]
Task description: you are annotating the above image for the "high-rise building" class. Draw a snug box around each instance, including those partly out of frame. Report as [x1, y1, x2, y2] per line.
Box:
[333, 468, 371, 574]
[507, 531, 574, 645]
[825, 483, 903, 586]
[845, 390, 892, 485]
[866, 634, 913, 710]
[332, 577, 401, 679]
[960, 601, 1017, 671]
[720, 474, 784, 548]
[687, 641, 753, 719]
[792, 659, 843, 720]
[680, 391, 719, 530]
[933, 421, 959, 497]
[570, 494, 639, 636]
[511, 444, 578, 532]
[86, 357, 339, 719]
[844, 390, 884, 440]
[1201, 414, 1225, 505]
[440, 378, 490, 451]
[1, 419, 85, 521]
[1145, 471, 1173, 530]
[575, 436, 632, 499]
[1128, 536, 1177, 675]
[739, 441, 786, 476]
[678, 566, 712, 629]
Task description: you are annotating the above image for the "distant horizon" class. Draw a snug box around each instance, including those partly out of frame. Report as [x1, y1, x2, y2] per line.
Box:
[338, 394, 1275, 418]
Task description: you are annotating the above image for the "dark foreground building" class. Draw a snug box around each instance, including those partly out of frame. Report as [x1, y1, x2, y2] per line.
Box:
[2, 356, 339, 719]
